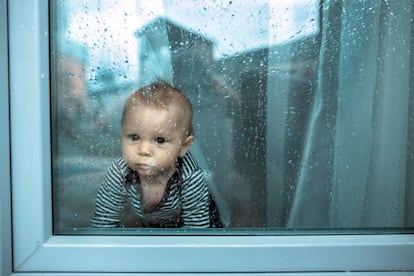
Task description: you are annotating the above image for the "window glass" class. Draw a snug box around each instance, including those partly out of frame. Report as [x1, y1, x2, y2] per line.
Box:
[51, 0, 414, 234]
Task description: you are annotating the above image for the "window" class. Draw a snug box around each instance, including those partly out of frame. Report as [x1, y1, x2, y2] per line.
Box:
[51, 0, 414, 232]
[2, 0, 414, 274]
[50, 0, 321, 232]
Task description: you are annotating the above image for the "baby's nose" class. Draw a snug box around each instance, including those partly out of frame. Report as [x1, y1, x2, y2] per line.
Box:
[137, 141, 152, 156]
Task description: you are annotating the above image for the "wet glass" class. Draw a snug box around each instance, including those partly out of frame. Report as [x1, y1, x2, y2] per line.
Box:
[51, 0, 414, 234]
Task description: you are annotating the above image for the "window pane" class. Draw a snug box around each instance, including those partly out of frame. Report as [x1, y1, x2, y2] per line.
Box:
[51, 0, 414, 233]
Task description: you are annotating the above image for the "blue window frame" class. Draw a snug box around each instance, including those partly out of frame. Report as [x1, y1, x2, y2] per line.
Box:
[0, 1, 12, 275]
[1, 0, 414, 274]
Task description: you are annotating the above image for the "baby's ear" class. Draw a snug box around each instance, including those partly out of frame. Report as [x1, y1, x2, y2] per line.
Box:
[179, 135, 194, 157]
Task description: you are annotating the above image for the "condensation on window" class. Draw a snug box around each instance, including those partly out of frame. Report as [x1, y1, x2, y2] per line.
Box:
[51, 0, 414, 233]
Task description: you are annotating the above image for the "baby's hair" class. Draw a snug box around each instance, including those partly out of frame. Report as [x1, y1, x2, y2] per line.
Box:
[122, 80, 194, 136]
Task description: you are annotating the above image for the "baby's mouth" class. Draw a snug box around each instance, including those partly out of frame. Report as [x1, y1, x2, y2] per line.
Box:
[135, 163, 153, 173]
[136, 163, 151, 169]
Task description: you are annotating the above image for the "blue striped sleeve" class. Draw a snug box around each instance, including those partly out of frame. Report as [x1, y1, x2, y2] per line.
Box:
[180, 154, 210, 228]
[90, 157, 128, 228]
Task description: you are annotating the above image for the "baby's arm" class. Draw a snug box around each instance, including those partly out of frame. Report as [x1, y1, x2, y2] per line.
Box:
[180, 169, 210, 228]
[90, 159, 127, 228]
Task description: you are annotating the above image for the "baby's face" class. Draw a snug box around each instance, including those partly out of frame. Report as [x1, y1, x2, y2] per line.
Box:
[121, 104, 192, 180]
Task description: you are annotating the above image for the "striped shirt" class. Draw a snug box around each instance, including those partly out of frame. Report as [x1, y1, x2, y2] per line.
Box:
[90, 152, 211, 228]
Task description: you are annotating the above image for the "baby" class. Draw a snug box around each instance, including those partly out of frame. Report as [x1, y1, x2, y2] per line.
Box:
[91, 80, 221, 228]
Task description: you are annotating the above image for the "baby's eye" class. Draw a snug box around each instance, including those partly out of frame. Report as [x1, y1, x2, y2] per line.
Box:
[128, 134, 139, 141]
[154, 137, 166, 144]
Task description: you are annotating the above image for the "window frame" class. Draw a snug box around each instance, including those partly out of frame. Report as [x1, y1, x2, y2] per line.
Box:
[1, 0, 12, 275]
[3, 0, 414, 274]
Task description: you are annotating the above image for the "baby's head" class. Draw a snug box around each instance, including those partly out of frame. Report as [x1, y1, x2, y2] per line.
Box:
[121, 81, 194, 179]
[122, 80, 193, 136]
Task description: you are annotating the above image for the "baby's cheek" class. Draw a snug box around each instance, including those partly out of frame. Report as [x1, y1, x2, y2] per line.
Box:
[124, 158, 136, 170]
[122, 151, 133, 164]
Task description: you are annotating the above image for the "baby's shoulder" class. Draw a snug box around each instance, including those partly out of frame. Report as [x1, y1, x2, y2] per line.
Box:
[103, 157, 130, 192]
[180, 152, 202, 177]
[179, 153, 207, 190]
[112, 156, 127, 166]
[107, 156, 129, 177]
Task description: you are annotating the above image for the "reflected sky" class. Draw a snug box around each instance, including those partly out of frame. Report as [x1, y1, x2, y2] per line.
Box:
[65, 0, 318, 86]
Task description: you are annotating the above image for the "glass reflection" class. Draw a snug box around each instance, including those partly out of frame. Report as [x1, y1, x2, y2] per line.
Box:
[51, 0, 414, 233]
